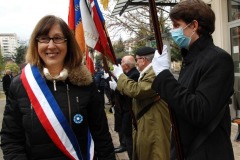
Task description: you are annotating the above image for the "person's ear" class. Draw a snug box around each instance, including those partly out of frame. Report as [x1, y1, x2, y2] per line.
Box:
[191, 20, 198, 31]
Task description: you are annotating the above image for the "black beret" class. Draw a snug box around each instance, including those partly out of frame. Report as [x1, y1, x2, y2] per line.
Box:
[136, 47, 155, 56]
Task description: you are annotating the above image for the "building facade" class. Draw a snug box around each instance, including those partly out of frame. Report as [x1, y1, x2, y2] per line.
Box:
[0, 33, 19, 58]
[207, 0, 240, 119]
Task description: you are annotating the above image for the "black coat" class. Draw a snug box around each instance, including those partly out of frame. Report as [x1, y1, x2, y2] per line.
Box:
[152, 35, 234, 160]
[1, 74, 115, 160]
[2, 74, 12, 93]
[114, 67, 139, 133]
[94, 70, 105, 89]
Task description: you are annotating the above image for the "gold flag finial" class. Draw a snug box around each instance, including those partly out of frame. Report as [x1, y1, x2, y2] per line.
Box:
[101, 0, 109, 10]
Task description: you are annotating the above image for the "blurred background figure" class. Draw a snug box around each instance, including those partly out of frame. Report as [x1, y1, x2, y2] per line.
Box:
[94, 65, 105, 108]
[2, 69, 12, 103]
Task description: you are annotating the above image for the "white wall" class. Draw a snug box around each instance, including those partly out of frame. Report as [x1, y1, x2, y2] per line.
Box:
[208, 0, 229, 51]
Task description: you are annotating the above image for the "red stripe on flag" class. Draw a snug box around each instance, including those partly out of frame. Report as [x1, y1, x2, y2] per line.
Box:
[86, 48, 95, 75]
[90, 0, 116, 63]
[68, 0, 75, 31]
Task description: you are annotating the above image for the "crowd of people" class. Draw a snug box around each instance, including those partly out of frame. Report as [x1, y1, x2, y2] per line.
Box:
[0, 0, 236, 160]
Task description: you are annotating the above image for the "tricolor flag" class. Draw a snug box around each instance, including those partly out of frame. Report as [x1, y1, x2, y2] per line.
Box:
[68, 0, 94, 73]
[68, 0, 86, 53]
[79, 0, 116, 64]
[80, 0, 99, 50]
[89, 0, 116, 64]
[69, 0, 117, 68]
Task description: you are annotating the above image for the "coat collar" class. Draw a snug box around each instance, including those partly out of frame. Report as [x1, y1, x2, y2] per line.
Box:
[42, 65, 93, 87]
[181, 35, 213, 63]
[126, 67, 138, 77]
[68, 65, 93, 86]
[138, 64, 152, 81]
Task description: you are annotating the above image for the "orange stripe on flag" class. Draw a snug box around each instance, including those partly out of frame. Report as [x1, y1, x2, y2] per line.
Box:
[75, 22, 85, 53]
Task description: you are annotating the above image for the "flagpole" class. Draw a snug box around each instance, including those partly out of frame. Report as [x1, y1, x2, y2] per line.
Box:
[102, 54, 111, 74]
[148, 0, 163, 54]
[148, 1, 184, 160]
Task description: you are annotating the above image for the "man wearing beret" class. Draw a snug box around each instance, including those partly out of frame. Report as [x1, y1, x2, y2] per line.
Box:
[111, 46, 171, 160]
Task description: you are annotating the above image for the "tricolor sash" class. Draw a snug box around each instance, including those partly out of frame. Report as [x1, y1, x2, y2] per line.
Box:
[21, 64, 94, 160]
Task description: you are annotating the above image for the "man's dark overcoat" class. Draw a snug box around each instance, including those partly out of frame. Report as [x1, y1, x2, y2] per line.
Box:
[114, 67, 139, 133]
[152, 35, 235, 160]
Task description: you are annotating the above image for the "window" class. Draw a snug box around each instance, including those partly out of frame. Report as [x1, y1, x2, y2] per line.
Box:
[230, 26, 240, 73]
[228, 0, 240, 22]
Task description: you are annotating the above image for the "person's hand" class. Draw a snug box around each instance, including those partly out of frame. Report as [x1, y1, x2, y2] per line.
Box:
[152, 45, 171, 75]
[112, 64, 123, 79]
[109, 77, 117, 90]
[103, 72, 109, 79]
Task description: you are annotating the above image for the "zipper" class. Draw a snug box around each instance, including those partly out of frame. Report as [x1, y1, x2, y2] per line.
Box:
[76, 96, 80, 113]
[53, 80, 57, 91]
[66, 84, 72, 126]
[31, 104, 34, 141]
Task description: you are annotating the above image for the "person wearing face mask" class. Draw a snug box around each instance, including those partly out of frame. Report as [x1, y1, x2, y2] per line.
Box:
[170, 22, 195, 49]
[151, 0, 234, 160]
[111, 47, 171, 160]
[0, 15, 115, 160]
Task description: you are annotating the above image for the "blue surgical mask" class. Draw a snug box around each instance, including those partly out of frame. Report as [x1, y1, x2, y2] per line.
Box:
[170, 24, 194, 49]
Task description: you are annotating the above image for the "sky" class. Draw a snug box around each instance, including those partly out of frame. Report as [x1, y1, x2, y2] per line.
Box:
[0, 0, 70, 40]
[0, 0, 129, 42]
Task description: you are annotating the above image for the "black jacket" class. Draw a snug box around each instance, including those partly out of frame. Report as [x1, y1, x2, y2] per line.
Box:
[114, 67, 139, 133]
[1, 67, 115, 160]
[94, 70, 105, 89]
[2, 74, 12, 93]
[152, 35, 234, 160]
[116, 67, 140, 113]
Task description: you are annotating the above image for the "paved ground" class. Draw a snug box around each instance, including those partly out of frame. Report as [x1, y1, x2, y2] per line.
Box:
[0, 93, 239, 159]
[105, 106, 129, 160]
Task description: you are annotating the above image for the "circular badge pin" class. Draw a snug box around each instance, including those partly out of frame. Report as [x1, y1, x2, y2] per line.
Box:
[73, 114, 83, 124]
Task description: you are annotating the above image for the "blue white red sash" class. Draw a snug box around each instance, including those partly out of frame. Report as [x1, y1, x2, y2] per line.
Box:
[21, 64, 94, 160]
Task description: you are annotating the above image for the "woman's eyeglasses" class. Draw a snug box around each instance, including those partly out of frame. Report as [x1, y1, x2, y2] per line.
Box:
[36, 36, 67, 44]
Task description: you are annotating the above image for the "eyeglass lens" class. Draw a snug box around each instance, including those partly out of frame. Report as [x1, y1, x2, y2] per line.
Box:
[37, 37, 66, 44]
